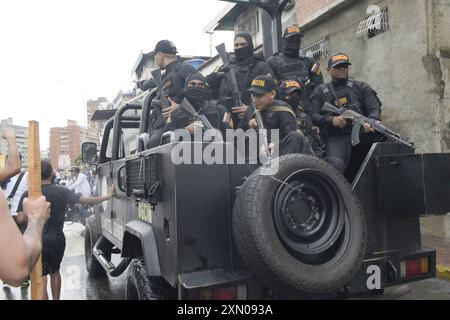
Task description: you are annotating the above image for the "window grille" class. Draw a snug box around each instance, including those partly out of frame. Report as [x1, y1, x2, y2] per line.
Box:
[357, 7, 389, 39]
[301, 36, 330, 61]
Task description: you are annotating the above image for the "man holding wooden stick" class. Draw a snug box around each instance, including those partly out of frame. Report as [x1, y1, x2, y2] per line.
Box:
[0, 127, 50, 287]
[17, 160, 114, 299]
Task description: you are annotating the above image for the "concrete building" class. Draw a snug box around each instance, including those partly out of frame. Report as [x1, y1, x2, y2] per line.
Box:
[87, 97, 110, 130]
[297, 0, 450, 153]
[203, 0, 450, 153]
[87, 96, 114, 144]
[49, 120, 99, 170]
[0, 118, 28, 169]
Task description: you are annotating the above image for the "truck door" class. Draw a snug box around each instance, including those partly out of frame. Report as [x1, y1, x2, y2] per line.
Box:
[96, 119, 115, 244]
[109, 105, 142, 249]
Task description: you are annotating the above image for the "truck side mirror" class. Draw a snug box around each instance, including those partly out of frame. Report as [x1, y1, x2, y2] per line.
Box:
[82, 142, 98, 164]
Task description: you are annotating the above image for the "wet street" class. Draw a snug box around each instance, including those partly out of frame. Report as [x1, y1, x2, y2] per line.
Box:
[1, 223, 127, 300]
[2, 217, 450, 300]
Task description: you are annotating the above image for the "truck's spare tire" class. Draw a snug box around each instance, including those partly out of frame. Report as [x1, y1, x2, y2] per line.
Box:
[232, 154, 367, 295]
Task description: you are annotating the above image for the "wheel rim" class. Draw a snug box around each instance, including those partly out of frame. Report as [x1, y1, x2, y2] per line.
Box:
[273, 169, 347, 265]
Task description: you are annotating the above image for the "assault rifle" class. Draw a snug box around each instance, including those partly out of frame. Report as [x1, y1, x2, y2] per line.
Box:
[181, 98, 214, 131]
[151, 68, 171, 112]
[321, 102, 414, 149]
[249, 100, 271, 160]
[216, 43, 242, 109]
[181, 98, 224, 142]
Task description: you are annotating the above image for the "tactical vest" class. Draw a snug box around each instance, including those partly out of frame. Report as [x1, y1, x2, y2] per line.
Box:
[170, 101, 226, 130]
[274, 54, 310, 81]
[319, 80, 362, 110]
[259, 105, 306, 138]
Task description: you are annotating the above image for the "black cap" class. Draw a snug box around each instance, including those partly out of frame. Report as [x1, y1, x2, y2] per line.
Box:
[248, 75, 276, 95]
[328, 52, 352, 68]
[154, 40, 178, 55]
[283, 25, 303, 38]
[279, 80, 302, 94]
[69, 166, 80, 172]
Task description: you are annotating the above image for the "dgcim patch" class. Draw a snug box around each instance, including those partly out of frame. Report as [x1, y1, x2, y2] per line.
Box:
[287, 26, 301, 34]
[252, 79, 266, 87]
[285, 80, 301, 88]
[331, 54, 349, 62]
[335, 97, 349, 108]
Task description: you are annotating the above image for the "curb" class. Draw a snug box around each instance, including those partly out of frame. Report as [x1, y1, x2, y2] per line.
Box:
[436, 265, 450, 281]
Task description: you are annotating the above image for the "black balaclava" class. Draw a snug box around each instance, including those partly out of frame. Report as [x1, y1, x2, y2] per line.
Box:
[284, 92, 302, 109]
[184, 72, 209, 110]
[283, 35, 301, 58]
[234, 32, 254, 63]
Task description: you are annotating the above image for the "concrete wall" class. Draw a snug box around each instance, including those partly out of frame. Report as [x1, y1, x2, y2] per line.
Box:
[301, 0, 450, 153]
[430, 0, 450, 151]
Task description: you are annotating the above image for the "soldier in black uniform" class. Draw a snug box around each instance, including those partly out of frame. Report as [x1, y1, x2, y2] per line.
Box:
[309, 52, 382, 172]
[267, 25, 323, 102]
[207, 32, 273, 128]
[164, 72, 233, 138]
[138, 40, 195, 148]
[239, 75, 305, 157]
[278, 80, 324, 156]
[137, 40, 194, 103]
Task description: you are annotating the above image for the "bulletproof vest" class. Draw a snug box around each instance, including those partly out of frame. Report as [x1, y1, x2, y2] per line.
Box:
[173, 101, 223, 130]
[260, 105, 295, 130]
[297, 111, 314, 135]
[320, 80, 361, 136]
[320, 80, 359, 110]
[219, 60, 259, 107]
[275, 54, 310, 81]
[197, 102, 223, 129]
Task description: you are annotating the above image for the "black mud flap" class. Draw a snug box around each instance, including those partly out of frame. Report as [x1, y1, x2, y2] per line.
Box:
[178, 269, 252, 300]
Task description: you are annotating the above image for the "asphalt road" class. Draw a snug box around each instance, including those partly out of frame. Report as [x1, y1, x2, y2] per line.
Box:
[2, 222, 450, 300]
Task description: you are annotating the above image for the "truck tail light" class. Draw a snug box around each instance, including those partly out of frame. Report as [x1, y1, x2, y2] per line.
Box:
[200, 285, 247, 300]
[400, 257, 429, 278]
[213, 287, 237, 300]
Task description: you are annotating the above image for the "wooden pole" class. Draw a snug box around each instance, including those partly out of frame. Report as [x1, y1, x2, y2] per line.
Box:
[28, 121, 43, 300]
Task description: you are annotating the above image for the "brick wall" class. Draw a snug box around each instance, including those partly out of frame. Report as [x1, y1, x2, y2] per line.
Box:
[296, 0, 337, 25]
[49, 128, 61, 170]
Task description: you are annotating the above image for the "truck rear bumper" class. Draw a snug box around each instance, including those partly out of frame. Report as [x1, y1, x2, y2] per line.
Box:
[347, 248, 436, 296]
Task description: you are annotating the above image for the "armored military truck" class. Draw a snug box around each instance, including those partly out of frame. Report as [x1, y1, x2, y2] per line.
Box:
[81, 0, 450, 299]
[81, 90, 450, 299]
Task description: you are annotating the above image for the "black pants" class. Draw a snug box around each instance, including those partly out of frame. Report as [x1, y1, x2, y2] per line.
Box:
[325, 135, 352, 173]
[325, 132, 386, 173]
[279, 131, 305, 156]
[147, 128, 165, 149]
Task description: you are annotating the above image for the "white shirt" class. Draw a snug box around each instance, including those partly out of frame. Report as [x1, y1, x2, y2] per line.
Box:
[5, 171, 28, 215]
[66, 173, 91, 197]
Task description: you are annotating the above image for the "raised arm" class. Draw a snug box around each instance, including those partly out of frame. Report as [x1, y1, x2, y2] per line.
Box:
[0, 128, 21, 183]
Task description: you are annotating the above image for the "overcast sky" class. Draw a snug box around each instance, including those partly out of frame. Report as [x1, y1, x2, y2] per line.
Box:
[0, 0, 235, 150]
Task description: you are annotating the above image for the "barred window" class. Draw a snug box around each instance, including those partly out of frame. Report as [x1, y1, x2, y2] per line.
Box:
[357, 7, 389, 39]
[301, 36, 330, 61]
